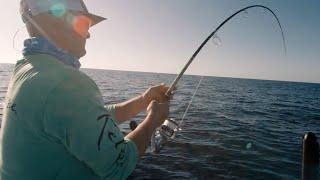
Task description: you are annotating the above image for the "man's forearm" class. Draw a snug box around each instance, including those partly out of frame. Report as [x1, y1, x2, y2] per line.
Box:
[125, 113, 156, 156]
[114, 94, 150, 124]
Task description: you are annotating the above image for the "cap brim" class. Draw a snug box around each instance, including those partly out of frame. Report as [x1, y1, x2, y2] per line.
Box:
[87, 13, 106, 27]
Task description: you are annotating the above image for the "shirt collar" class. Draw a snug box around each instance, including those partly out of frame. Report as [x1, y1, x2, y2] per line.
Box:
[23, 37, 81, 69]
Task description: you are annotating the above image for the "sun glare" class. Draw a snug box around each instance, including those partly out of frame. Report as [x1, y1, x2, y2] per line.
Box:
[73, 15, 91, 38]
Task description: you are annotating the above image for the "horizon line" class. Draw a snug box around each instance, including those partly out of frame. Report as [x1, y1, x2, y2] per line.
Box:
[1, 62, 319, 85]
[82, 67, 320, 85]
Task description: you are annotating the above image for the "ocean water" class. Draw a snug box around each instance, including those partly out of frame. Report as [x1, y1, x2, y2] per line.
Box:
[1, 63, 320, 179]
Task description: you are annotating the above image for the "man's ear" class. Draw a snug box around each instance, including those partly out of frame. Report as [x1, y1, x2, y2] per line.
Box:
[21, 12, 30, 23]
[21, 12, 37, 37]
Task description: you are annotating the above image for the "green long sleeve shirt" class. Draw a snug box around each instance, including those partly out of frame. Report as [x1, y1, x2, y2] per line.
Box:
[0, 54, 138, 179]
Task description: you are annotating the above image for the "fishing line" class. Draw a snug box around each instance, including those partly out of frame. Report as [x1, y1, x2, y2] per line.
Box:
[12, 25, 28, 53]
[151, 5, 287, 154]
[179, 76, 204, 128]
[172, 5, 287, 127]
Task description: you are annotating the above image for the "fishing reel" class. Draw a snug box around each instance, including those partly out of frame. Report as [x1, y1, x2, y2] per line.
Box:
[151, 118, 179, 154]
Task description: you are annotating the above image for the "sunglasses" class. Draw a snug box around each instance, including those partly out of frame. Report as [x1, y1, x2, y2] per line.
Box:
[59, 10, 92, 38]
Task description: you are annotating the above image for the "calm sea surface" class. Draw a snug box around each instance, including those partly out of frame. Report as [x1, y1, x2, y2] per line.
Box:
[1, 63, 320, 179]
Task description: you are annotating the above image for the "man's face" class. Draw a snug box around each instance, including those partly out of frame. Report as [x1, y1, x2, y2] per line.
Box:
[31, 10, 92, 58]
[62, 10, 92, 57]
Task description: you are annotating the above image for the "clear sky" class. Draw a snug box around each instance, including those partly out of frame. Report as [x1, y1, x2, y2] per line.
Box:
[1, 0, 319, 83]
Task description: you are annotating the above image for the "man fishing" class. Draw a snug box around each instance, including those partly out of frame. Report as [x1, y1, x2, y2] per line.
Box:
[0, 0, 171, 179]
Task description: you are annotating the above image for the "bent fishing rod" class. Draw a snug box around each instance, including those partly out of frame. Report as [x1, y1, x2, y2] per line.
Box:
[165, 5, 286, 97]
[151, 5, 287, 154]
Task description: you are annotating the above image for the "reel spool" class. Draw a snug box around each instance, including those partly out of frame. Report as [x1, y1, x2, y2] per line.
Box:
[151, 118, 179, 154]
[160, 118, 179, 138]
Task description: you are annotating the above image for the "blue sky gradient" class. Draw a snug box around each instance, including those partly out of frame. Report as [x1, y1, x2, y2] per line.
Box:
[1, 0, 319, 83]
